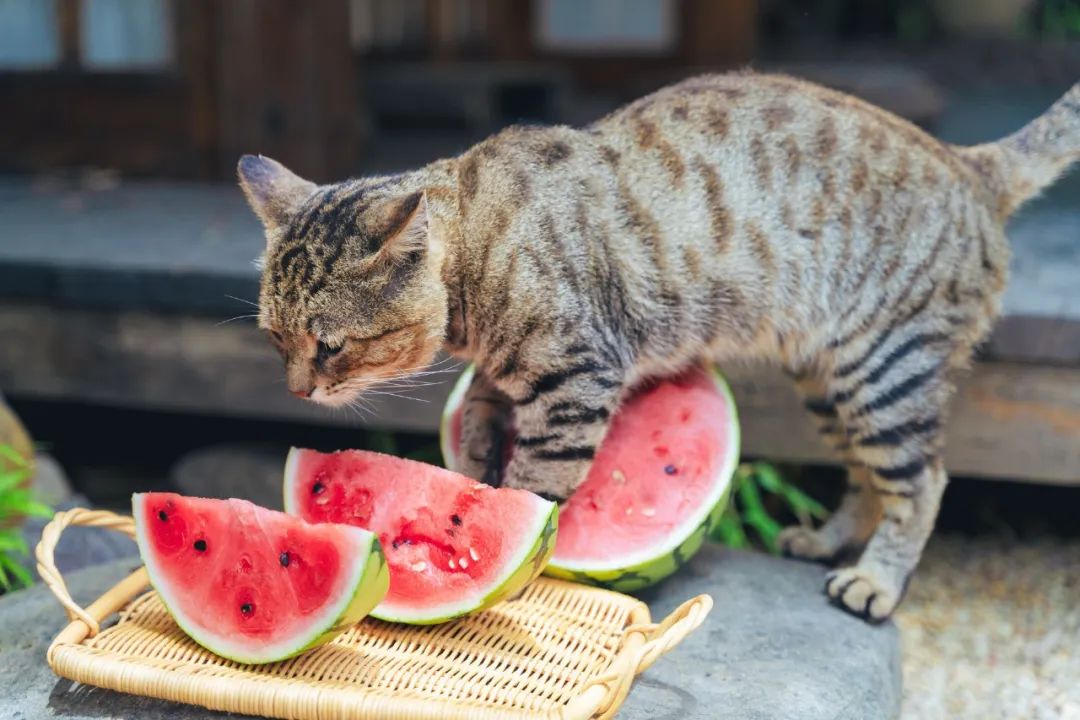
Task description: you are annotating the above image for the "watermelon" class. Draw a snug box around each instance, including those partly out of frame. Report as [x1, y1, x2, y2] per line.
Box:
[441, 364, 739, 592]
[284, 449, 558, 624]
[132, 493, 388, 664]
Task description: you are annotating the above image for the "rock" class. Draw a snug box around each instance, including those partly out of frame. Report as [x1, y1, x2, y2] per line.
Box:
[170, 443, 288, 511]
[31, 454, 74, 507]
[0, 559, 223, 720]
[0, 546, 901, 719]
[624, 544, 902, 719]
[20, 496, 140, 581]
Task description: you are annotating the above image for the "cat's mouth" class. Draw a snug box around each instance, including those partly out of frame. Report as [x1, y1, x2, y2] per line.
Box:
[310, 381, 369, 408]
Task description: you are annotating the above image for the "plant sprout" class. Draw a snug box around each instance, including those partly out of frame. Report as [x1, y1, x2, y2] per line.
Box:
[710, 462, 828, 553]
[0, 444, 52, 592]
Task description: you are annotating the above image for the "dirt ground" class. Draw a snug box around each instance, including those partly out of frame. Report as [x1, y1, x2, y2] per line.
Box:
[896, 534, 1080, 720]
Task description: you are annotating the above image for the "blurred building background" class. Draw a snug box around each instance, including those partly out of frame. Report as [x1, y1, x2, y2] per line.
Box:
[1, 0, 1078, 181]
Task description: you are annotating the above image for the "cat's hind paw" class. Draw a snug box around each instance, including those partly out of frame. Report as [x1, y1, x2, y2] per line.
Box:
[778, 525, 837, 563]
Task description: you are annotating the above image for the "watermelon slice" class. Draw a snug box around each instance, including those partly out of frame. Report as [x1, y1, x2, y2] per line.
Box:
[284, 449, 558, 624]
[132, 493, 388, 664]
[441, 364, 739, 592]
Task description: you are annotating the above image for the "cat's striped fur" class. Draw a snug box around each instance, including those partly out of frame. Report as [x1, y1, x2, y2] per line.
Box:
[240, 73, 1080, 621]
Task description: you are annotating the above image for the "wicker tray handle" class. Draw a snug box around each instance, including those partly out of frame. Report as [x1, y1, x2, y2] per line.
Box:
[35, 508, 139, 637]
[570, 592, 713, 719]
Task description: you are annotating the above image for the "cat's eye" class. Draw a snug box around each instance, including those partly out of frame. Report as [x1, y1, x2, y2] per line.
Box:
[316, 339, 344, 362]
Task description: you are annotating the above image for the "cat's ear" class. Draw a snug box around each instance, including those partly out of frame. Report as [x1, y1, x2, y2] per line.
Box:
[377, 191, 429, 265]
[237, 155, 317, 235]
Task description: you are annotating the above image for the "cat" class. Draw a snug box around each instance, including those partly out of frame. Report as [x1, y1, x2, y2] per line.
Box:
[239, 72, 1080, 622]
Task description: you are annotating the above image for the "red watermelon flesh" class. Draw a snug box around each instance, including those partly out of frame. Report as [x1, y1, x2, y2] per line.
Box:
[554, 368, 734, 564]
[133, 493, 387, 664]
[284, 449, 558, 624]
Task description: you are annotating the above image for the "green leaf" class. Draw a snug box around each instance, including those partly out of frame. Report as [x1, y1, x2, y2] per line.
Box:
[0, 533, 28, 555]
[779, 484, 828, 520]
[0, 554, 32, 590]
[751, 462, 784, 493]
[0, 444, 30, 467]
[0, 470, 30, 495]
[710, 511, 748, 549]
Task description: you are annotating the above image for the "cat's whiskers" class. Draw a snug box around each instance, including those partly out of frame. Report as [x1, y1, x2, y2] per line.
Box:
[365, 388, 430, 403]
[224, 294, 260, 308]
[216, 313, 259, 327]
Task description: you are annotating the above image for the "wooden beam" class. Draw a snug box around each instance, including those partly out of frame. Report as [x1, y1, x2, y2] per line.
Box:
[0, 302, 1077, 485]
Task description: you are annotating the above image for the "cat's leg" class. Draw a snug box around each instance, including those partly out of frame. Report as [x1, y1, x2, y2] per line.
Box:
[496, 359, 624, 501]
[778, 373, 882, 564]
[454, 369, 513, 486]
[819, 330, 953, 622]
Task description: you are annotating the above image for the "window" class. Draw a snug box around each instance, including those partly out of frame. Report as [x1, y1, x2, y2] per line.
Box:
[0, 0, 61, 68]
[535, 0, 676, 53]
[82, 0, 173, 70]
[0, 0, 173, 72]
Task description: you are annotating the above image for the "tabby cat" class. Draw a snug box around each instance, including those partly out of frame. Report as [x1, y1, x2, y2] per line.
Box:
[239, 73, 1080, 621]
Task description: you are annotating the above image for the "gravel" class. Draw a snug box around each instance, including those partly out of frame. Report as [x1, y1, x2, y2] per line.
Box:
[896, 534, 1080, 720]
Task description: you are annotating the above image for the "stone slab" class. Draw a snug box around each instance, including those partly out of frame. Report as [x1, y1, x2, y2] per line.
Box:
[0, 545, 900, 719]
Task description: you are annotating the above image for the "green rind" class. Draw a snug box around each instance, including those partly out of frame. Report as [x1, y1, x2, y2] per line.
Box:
[133, 495, 388, 665]
[370, 503, 558, 624]
[439, 364, 475, 471]
[544, 367, 740, 591]
[543, 482, 732, 592]
[290, 541, 390, 656]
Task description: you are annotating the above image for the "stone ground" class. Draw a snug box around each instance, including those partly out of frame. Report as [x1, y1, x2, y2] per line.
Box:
[896, 534, 1080, 720]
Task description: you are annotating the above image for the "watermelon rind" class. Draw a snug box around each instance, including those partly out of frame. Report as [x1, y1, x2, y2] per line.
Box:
[282, 448, 558, 625]
[439, 364, 475, 474]
[439, 364, 740, 593]
[132, 494, 389, 665]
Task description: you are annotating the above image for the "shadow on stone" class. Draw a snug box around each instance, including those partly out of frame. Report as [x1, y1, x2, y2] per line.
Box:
[48, 679, 232, 719]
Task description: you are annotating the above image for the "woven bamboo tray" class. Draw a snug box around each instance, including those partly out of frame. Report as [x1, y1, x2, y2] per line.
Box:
[36, 509, 712, 719]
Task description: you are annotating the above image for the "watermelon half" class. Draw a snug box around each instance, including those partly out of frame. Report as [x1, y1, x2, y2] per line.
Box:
[284, 449, 558, 624]
[441, 364, 739, 592]
[132, 493, 388, 664]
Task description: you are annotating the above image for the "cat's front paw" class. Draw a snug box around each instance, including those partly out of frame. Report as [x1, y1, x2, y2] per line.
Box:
[824, 566, 902, 623]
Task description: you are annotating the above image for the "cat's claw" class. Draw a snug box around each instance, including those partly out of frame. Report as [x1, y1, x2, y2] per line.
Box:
[824, 567, 900, 624]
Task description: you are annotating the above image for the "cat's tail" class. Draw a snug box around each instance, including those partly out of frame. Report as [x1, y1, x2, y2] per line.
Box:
[959, 82, 1080, 217]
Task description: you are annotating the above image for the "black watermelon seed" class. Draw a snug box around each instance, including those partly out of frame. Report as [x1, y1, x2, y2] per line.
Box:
[158, 510, 168, 521]
[280, 551, 290, 567]
[312, 482, 326, 495]
[664, 465, 678, 475]
[193, 539, 207, 552]
[240, 603, 253, 616]
[451, 514, 463, 526]
[391, 539, 401, 550]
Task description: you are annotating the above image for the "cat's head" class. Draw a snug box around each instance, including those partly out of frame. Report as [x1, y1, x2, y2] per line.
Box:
[238, 155, 448, 407]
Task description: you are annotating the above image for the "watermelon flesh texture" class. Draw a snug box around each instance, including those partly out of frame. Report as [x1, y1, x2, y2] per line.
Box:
[441, 365, 739, 592]
[284, 449, 558, 624]
[133, 493, 388, 664]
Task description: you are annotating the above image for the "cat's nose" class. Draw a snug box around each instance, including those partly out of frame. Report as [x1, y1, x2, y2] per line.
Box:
[290, 387, 314, 399]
